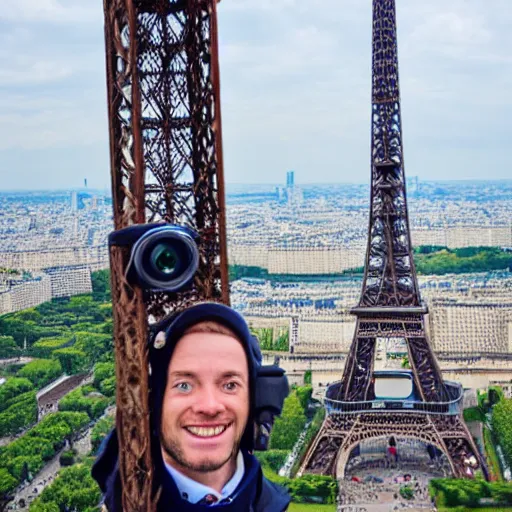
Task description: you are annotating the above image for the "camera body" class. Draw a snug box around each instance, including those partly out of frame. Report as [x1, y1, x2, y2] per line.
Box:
[108, 223, 200, 292]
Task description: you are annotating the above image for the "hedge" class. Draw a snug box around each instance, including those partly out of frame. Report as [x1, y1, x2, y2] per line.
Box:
[264, 469, 338, 504]
[58, 386, 110, 420]
[18, 359, 62, 389]
[256, 450, 289, 473]
[492, 399, 512, 468]
[431, 478, 512, 508]
[463, 406, 485, 423]
[31, 336, 74, 359]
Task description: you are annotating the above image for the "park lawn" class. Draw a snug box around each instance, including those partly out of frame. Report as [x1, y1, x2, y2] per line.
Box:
[288, 504, 336, 512]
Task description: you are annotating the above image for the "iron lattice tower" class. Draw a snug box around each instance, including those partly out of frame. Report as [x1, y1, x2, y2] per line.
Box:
[103, 1, 228, 510]
[299, 0, 488, 480]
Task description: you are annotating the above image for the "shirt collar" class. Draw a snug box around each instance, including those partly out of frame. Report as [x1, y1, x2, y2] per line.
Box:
[163, 451, 245, 505]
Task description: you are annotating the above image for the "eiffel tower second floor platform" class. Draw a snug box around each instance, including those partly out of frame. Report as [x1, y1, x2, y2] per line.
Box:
[324, 369, 464, 417]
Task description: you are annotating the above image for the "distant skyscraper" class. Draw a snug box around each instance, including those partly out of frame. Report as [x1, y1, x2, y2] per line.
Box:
[286, 171, 295, 188]
[70, 191, 78, 212]
[408, 176, 420, 195]
[28, 215, 37, 231]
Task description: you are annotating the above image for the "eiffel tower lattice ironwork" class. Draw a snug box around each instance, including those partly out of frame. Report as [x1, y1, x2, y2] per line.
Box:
[299, 0, 488, 480]
[103, 1, 228, 510]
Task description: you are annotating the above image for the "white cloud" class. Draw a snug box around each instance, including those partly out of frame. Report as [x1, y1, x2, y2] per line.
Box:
[0, 59, 72, 86]
[0, 0, 100, 24]
[0, 0, 511, 187]
[0, 101, 106, 150]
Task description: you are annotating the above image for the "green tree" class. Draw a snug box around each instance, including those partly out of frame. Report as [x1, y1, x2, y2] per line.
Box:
[0, 335, 21, 358]
[91, 269, 111, 302]
[29, 502, 60, 512]
[18, 359, 62, 388]
[29, 460, 101, 512]
[74, 332, 112, 366]
[0, 378, 34, 410]
[0, 392, 37, 436]
[100, 376, 116, 397]
[52, 348, 88, 374]
[270, 392, 307, 450]
[59, 387, 109, 420]
[91, 415, 115, 453]
[0, 467, 17, 495]
[492, 398, 512, 467]
[255, 450, 289, 473]
[93, 362, 115, 388]
[295, 385, 313, 411]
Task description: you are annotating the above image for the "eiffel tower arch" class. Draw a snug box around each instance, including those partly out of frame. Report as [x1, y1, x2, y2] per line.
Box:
[299, 0, 488, 481]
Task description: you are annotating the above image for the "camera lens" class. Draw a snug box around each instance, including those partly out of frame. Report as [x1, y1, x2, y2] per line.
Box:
[130, 225, 200, 291]
[152, 244, 178, 275]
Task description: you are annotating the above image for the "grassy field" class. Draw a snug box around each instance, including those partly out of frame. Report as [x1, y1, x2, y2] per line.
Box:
[288, 504, 336, 512]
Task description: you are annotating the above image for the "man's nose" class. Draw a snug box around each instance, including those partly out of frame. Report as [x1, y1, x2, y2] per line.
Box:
[192, 386, 226, 415]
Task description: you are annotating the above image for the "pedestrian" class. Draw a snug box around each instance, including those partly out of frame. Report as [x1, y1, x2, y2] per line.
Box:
[92, 302, 291, 511]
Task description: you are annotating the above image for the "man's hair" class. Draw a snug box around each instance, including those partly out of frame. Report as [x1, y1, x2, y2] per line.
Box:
[183, 320, 240, 341]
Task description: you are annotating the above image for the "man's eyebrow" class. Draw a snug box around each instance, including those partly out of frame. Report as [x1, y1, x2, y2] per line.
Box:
[221, 371, 247, 380]
[168, 370, 247, 380]
[168, 371, 197, 379]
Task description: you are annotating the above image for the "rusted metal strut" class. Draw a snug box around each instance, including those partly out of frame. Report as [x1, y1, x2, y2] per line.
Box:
[103, 0, 229, 509]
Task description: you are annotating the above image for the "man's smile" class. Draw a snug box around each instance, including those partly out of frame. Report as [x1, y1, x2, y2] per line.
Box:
[185, 423, 232, 438]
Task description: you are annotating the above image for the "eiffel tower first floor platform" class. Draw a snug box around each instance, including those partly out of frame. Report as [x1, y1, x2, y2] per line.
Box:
[298, 379, 489, 480]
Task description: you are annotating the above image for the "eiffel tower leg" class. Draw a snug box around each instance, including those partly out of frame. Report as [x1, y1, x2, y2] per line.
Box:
[298, 414, 357, 477]
[431, 414, 489, 480]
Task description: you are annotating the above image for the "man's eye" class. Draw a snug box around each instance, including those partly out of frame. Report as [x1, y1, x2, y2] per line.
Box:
[175, 382, 192, 392]
[224, 381, 239, 392]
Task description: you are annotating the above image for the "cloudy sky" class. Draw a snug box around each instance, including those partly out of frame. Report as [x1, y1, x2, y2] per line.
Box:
[0, 0, 510, 190]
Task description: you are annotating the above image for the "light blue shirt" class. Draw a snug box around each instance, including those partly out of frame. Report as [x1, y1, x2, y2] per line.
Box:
[164, 451, 245, 505]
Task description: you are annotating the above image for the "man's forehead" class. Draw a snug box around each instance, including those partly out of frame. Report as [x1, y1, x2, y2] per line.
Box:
[181, 320, 240, 341]
[170, 330, 248, 364]
[167, 335, 249, 381]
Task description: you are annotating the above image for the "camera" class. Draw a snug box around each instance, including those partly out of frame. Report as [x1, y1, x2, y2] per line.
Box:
[108, 223, 200, 291]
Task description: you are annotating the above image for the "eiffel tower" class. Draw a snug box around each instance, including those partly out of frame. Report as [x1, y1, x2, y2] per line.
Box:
[299, 0, 488, 480]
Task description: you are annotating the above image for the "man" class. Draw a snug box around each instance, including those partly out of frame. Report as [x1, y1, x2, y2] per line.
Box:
[92, 302, 291, 511]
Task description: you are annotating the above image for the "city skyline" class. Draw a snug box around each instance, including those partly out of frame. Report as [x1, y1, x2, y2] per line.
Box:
[0, 0, 511, 190]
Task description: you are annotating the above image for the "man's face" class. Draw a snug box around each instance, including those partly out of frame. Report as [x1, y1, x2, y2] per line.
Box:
[160, 330, 250, 477]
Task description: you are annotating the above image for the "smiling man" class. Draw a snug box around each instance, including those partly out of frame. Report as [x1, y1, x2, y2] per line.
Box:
[92, 302, 291, 511]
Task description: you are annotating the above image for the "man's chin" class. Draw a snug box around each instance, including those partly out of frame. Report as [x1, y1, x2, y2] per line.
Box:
[184, 457, 230, 473]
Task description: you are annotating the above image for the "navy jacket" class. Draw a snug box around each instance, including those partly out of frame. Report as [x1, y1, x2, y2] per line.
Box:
[92, 430, 290, 512]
